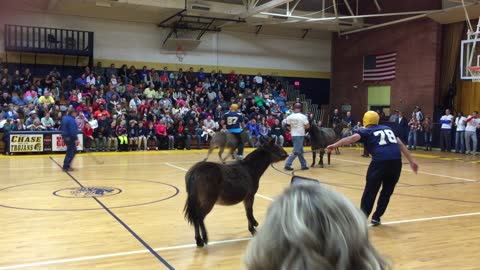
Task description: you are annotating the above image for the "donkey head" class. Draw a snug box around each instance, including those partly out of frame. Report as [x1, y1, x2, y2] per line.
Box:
[261, 139, 289, 162]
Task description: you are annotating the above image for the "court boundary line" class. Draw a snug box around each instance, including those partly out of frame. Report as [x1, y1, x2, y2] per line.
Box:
[332, 157, 478, 182]
[48, 157, 175, 270]
[2, 211, 480, 270]
[164, 163, 274, 201]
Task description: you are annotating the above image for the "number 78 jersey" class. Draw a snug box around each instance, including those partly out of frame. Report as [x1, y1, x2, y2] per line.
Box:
[356, 125, 402, 161]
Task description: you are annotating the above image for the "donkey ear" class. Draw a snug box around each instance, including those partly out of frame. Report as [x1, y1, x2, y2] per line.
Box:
[268, 138, 275, 146]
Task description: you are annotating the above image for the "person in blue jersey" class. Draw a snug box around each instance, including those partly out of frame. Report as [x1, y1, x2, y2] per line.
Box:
[326, 111, 418, 226]
[62, 107, 79, 172]
[222, 104, 246, 160]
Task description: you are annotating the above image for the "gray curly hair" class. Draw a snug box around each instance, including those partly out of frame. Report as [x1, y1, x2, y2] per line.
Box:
[245, 182, 389, 270]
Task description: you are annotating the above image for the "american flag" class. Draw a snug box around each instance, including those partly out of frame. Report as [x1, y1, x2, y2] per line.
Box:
[363, 52, 397, 81]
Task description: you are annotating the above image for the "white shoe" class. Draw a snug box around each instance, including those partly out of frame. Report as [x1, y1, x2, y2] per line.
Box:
[465, 151, 470, 154]
[236, 155, 244, 161]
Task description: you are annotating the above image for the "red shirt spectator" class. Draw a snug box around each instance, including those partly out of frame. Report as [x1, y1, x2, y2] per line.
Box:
[83, 125, 94, 138]
[227, 71, 237, 83]
[156, 122, 167, 136]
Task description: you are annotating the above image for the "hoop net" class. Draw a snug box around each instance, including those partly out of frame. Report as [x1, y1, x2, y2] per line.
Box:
[176, 46, 185, 62]
[468, 66, 480, 82]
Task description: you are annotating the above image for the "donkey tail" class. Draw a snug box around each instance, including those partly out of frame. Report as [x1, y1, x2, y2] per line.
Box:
[184, 172, 198, 225]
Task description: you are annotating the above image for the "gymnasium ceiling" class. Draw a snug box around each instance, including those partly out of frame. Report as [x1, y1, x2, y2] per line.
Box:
[2, 0, 480, 37]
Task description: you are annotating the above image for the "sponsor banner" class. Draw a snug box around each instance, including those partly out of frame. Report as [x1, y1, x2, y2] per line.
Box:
[43, 133, 52, 152]
[52, 134, 84, 151]
[10, 134, 44, 153]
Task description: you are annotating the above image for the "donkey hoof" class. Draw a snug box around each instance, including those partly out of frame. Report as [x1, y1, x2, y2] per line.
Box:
[253, 220, 259, 227]
[319, 164, 324, 168]
[310, 164, 315, 168]
[249, 228, 257, 235]
[196, 238, 204, 247]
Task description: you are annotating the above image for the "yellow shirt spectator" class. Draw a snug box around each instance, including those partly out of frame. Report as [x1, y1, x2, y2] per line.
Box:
[38, 95, 55, 104]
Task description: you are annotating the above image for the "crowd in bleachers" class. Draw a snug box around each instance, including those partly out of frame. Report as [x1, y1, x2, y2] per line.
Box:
[0, 62, 297, 154]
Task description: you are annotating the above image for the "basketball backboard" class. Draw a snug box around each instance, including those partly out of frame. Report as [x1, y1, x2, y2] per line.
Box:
[460, 37, 480, 80]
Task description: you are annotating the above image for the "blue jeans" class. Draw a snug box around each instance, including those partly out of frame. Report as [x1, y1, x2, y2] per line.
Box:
[285, 136, 307, 168]
[63, 136, 77, 169]
[249, 134, 261, 147]
[408, 131, 417, 149]
[455, 131, 465, 153]
[424, 132, 432, 144]
[271, 135, 284, 146]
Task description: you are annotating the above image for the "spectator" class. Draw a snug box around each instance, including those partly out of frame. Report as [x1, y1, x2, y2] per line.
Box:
[116, 119, 128, 151]
[247, 118, 260, 147]
[41, 113, 54, 130]
[3, 117, 16, 155]
[146, 121, 158, 150]
[270, 118, 284, 146]
[25, 111, 39, 127]
[395, 111, 409, 143]
[258, 119, 269, 144]
[94, 62, 105, 77]
[329, 108, 341, 127]
[38, 91, 55, 106]
[389, 110, 399, 122]
[28, 119, 46, 131]
[245, 182, 389, 270]
[407, 112, 420, 150]
[127, 120, 138, 151]
[156, 119, 168, 150]
[106, 63, 117, 79]
[439, 109, 453, 152]
[83, 122, 94, 151]
[0, 92, 12, 107]
[253, 73, 263, 87]
[166, 122, 175, 150]
[343, 111, 355, 127]
[465, 111, 479, 155]
[106, 121, 118, 151]
[136, 120, 147, 150]
[423, 116, 433, 151]
[454, 112, 467, 154]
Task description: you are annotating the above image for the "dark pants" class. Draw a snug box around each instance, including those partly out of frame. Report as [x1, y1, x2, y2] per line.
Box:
[361, 159, 402, 221]
[4, 136, 10, 154]
[440, 129, 451, 151]
[232, 132, 244, 156]
[63, 136, 77, 169]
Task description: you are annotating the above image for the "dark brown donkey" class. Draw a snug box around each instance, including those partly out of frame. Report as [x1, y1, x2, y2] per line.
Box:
[184, 140, 288, 247]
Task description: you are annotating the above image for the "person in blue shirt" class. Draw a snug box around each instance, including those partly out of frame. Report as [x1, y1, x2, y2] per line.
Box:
[62, 107, 79, 171]
[326, 111, 418, 226]
[222, 104, 246, 160]
[246, 118, 261, 148]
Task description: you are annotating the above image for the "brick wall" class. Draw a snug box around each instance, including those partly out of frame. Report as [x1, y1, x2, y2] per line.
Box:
[330, 18, 442, 120]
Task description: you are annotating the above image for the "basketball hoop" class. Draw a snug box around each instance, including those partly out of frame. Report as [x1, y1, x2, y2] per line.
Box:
[468, 66, 480, 82]
[176, 46, 185, 62]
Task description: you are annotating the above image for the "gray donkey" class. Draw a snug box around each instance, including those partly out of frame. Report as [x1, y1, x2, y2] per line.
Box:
[204, 129, 249, 163]
[308, 124, 339, 167]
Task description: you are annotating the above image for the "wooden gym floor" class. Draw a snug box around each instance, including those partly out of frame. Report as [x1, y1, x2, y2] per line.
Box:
[0, 147, 479, 270]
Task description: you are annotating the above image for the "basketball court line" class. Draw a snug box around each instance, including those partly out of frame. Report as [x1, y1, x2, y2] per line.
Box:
[48, 157, 175, 270]
[2, 211, 480, 270]
[332, 157, 479, 182]
[164, 163, 275, 201]
[0, 160, 200, 171]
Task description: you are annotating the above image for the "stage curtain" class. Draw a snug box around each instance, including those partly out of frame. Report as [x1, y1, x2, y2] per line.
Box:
[456, 81, 480, 114]
[440, 22, 465, 102]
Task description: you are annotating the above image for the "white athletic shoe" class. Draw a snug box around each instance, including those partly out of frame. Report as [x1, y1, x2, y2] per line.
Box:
[236, 155, 244, 161]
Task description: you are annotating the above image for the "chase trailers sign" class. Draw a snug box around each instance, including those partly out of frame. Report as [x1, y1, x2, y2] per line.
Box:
[9, 134, 43, 152]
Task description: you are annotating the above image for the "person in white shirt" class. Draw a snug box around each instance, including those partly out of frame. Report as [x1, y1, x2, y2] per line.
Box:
[253, 73, 263, 86]
[86, 73, 96, 86]
[465, 111, 479, 155]
[439, 109, 453, 152]
[284, 103, 309, 171]
[454, 112, 467, 154]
